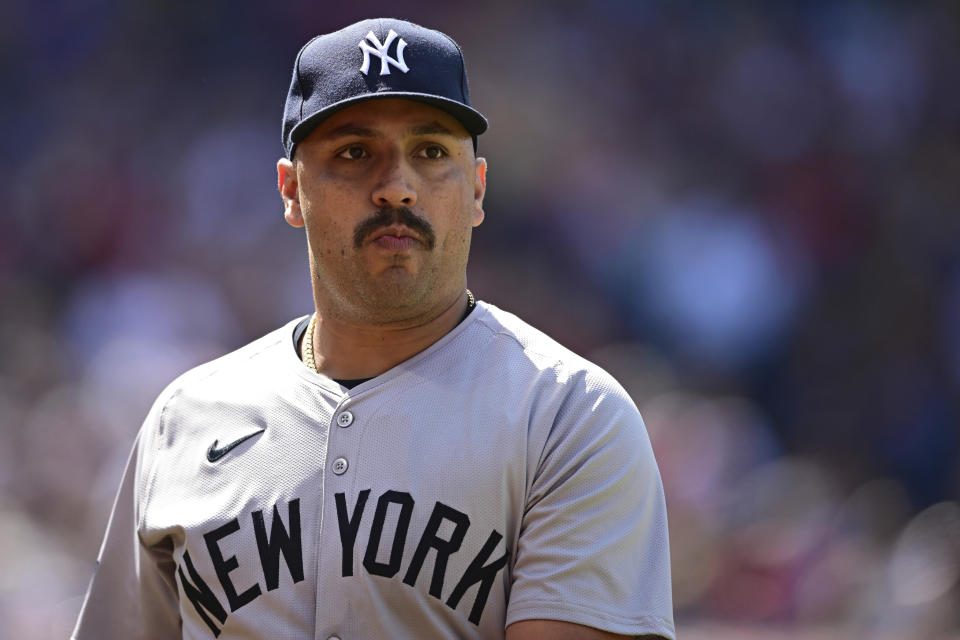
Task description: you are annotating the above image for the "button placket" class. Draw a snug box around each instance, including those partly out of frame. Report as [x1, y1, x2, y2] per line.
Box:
[330, 404, 357, 478]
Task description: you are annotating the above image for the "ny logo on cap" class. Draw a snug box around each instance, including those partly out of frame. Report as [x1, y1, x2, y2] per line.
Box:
[358, 29, 410, 76]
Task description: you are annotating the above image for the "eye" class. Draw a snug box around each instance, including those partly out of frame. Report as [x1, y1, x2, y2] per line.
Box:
[417, 144, 447, 160]
[337, 145, 368, 160]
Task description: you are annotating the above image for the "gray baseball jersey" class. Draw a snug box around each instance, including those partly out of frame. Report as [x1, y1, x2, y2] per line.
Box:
[73, 301, 675, 639]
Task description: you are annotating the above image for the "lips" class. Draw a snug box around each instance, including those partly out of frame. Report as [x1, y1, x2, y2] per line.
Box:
[368, 225, 421, 250]
[353, 207, 436, 250]
[373, 234, 417, 251]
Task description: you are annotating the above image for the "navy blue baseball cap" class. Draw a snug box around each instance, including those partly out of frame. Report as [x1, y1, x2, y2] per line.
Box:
[282, 18, 488, 158]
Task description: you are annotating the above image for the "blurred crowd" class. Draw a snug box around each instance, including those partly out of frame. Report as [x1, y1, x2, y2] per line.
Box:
[1, 1, 958, 638]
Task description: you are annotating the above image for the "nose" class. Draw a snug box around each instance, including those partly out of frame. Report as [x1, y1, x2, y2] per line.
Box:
[371, 156, 417, 208]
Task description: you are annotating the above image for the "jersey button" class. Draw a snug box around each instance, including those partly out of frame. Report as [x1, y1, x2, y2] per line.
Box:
[336, 411, 354, 427]
[332, 457, 348, 475]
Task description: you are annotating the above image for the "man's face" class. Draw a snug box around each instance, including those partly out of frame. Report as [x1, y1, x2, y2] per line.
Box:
[278, 98, 486, 324]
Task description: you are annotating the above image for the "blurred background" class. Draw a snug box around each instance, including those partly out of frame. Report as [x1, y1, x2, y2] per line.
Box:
[2, 1, 959, 638]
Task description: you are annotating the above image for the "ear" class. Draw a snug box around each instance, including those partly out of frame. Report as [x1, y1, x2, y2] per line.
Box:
[472, 157, 487, 228]
[277, 158, 303, 228]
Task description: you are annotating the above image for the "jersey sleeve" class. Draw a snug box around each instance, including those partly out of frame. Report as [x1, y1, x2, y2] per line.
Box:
[72, 418, 181, 639]
[506, 372, 675, 639]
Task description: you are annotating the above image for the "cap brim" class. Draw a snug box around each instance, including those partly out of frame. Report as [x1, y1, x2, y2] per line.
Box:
[289, 92, 488, 151]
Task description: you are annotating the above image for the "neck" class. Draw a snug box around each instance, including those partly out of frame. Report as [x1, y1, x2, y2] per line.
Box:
[307, 291, 472, 379]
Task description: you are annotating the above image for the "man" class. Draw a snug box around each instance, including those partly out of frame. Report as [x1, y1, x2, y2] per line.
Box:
[73, 18, 674, 640]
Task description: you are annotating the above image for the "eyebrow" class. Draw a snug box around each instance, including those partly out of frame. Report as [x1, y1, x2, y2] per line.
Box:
[321, 121, 463, 141]
[322, 124, 383, 140]
[409, 121, 461, 137]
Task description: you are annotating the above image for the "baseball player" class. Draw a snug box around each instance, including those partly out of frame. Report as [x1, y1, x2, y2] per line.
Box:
[73, 18, 674, 640]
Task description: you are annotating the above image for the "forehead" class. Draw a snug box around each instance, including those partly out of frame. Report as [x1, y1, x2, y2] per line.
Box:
[305, 98, 471, 143]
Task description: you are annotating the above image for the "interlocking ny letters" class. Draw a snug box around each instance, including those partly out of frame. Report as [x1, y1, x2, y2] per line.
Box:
[358, 29, 409, 76]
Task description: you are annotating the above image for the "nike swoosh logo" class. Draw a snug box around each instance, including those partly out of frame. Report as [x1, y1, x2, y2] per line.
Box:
[207, 428, 266, 463]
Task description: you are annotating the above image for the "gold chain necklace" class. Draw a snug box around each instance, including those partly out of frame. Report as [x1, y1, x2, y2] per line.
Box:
[301, 289, 475, 373]
[302, 312, 319, 373]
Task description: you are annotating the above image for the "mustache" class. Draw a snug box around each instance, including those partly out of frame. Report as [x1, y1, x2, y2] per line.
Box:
[353, 206, 436, 250]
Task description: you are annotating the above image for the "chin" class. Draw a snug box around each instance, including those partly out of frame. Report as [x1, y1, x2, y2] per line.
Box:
[358, 276, 431, 310]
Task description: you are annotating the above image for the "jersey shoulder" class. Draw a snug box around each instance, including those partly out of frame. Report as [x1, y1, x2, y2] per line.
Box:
[165, 318, 299, 399]
[129, 318, 305, 517]
[139, 317, 304, 437]
[473, 302, 631, 403]
[478, 303, 620, 387]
